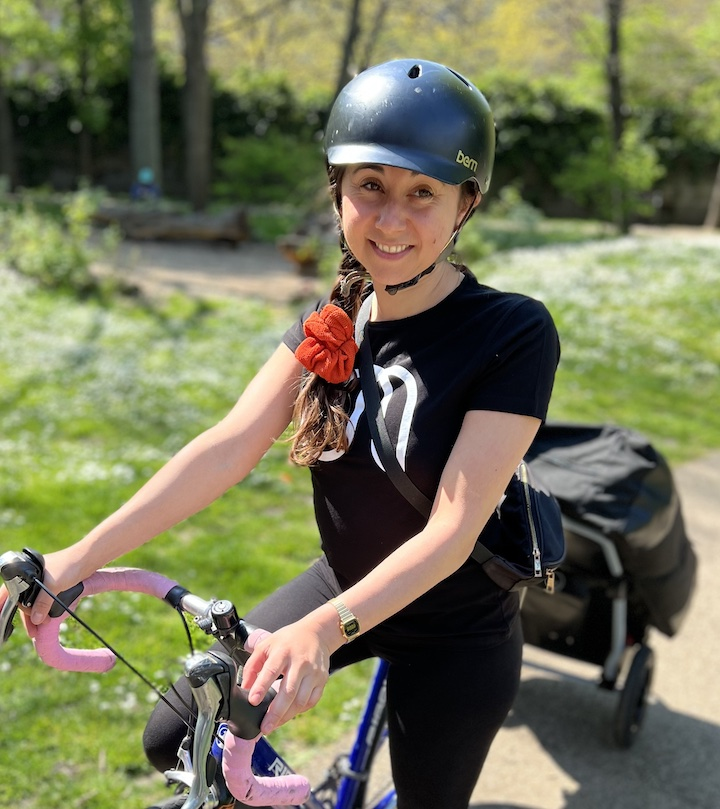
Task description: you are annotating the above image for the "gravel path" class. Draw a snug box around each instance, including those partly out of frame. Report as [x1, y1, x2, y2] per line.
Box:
[94, 239, 326, 304]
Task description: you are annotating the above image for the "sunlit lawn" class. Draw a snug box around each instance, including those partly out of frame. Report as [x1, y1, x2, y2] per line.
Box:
[1, 229, 719, 808]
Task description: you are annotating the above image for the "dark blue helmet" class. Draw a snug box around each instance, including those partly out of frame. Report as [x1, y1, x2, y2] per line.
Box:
[324, 59, 495, 193]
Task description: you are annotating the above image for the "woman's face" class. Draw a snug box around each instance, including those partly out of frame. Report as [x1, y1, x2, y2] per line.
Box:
[340, 164, 472, 289]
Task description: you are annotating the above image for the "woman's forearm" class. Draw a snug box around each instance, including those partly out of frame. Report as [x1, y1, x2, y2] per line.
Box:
[71, 344, 302, 577]
[308, 410, 541, 650]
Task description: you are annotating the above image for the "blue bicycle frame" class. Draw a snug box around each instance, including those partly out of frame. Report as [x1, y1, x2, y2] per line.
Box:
[250, 658, 394, 809]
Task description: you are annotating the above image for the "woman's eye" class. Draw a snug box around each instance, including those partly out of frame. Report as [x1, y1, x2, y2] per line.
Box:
[413, 187, 434, 199]
[360, 179, 382, 191]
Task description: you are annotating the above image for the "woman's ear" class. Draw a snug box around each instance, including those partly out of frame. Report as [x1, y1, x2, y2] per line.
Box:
[455, 191, 482, 230]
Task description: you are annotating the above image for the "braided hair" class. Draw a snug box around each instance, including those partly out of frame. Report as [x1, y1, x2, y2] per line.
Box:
[288, 165, 367, 466]
[288, 165, 478, 466]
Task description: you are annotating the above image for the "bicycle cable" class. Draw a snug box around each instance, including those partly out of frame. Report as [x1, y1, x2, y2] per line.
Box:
[31, 577, 198, 729]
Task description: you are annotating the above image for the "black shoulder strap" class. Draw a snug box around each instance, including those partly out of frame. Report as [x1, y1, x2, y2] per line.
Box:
[358, 324, 433, 520]
[355, 294, 492, 562]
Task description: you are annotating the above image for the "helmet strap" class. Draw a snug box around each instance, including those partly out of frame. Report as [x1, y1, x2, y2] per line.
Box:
[384, 262, 438, 295]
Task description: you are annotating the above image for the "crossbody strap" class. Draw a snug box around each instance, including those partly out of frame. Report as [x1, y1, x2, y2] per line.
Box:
[355, 296, 492, 562]
[358, 322, 433, 519]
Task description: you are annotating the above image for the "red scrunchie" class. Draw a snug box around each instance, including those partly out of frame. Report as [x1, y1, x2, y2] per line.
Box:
[295, 304, 358, 384]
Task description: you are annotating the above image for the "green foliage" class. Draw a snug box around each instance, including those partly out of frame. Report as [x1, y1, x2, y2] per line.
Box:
[214, 131, 326, 205]
[215, 68, 324, 141]
[556, 126, 667, 223]
[0, 187, 119, 295]
[487, 184, 544, 229]
[247, 204, 307, 242]
[457, 190, 615, 265]
[483, 74, 607, 208]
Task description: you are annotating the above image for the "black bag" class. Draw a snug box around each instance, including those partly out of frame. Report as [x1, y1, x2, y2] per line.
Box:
[358, 323, 565, 591]
[469, 460, 565, 591]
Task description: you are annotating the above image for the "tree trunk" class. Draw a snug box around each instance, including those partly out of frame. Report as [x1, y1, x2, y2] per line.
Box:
[358, 0, 391, 72]
[703, 159, 720, 230]
[177, 0, 211, 212]
[605, 0, 628, 233]
[76, 0, 94, 182]
[333, 0, 363, 100]
[0, 71, 16, 190]
[130, 0, 162, 188]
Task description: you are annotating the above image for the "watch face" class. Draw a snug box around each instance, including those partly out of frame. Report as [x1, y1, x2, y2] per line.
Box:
[344, 617, 361, 637]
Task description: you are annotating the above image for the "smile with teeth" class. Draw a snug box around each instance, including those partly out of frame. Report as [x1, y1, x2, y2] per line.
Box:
[374, 242, 410, 254]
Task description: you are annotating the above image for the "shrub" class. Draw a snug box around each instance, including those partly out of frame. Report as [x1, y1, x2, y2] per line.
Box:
[556, 126, 667, 224]
[213, 131, 326, 205]
[0, 187, 119, 295]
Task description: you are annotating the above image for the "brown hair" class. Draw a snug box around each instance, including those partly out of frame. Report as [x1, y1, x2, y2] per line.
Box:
[288, 164, 477, 466]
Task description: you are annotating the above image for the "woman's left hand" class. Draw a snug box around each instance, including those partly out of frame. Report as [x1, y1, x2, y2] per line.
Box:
[241, 620, 332, 734]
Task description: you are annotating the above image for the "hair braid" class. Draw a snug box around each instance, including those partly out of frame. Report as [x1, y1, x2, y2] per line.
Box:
[288, 166, 369, 466]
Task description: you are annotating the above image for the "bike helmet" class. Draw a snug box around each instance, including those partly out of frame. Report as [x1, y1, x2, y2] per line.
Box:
[324, 59, 495, 193]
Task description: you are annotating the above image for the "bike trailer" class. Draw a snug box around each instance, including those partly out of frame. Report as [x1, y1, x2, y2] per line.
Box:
[520, 422, 697, 746]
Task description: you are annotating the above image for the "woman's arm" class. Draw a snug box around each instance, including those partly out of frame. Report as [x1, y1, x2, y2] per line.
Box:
[242, 408, 541, 732]
[28, 343, 303, 624]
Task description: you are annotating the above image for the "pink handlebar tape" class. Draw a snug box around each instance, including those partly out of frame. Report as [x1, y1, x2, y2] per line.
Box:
[30, 568, 180, 673]
[29, 568, 311, 805]
[222, 732, 311, 806]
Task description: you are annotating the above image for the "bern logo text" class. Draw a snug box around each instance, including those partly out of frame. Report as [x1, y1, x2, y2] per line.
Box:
[456, 149, 478, 172]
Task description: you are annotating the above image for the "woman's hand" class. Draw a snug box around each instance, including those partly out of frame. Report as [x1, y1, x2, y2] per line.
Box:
[240, 618, 335, 735]
[24, 547, 89, 626]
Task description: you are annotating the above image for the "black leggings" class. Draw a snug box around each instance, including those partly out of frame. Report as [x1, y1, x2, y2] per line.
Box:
[143, 557, 523, 809]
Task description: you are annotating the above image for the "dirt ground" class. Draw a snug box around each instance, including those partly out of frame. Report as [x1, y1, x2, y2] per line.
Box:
[94, 238, 326, 304]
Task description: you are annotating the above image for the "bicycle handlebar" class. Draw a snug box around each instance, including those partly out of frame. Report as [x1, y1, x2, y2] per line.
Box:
[32, 567, 182, 672]
[0, 556, 311, 807]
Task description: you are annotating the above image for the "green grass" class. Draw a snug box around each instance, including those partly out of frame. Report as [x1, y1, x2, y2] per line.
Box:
[1, 225, 719, 807]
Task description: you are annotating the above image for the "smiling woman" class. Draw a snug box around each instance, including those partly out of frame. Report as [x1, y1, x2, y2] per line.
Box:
[2, 59, 560, 809]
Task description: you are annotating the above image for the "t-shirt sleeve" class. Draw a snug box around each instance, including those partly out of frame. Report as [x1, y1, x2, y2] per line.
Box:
[468, 296, 560, 421]
[282, 296, 330, 352]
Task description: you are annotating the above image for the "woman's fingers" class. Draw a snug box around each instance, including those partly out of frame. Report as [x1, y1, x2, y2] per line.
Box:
[260, 673, 326, 734]
[240, 624, 330, 734]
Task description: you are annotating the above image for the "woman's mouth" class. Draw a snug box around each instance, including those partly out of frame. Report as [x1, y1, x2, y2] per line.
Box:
[373, 242, 411, 255]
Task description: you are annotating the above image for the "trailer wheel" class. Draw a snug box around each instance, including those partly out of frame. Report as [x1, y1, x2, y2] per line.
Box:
[613, 644, 654, 748]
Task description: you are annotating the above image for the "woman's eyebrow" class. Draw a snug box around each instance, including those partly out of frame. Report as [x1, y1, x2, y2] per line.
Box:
[350, 163, 420, 177]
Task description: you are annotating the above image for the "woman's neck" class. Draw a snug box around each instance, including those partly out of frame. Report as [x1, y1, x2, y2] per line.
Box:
[371, 261, 463, 322]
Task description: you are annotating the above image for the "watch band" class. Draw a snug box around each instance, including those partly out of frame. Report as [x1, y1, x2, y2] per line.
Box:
[330, 597, 360, 642]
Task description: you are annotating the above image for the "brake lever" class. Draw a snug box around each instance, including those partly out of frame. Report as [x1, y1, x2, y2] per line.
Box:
[0, 549, 84, 647]
[0, 549, 43, 645]
[0, 596, 20, 644]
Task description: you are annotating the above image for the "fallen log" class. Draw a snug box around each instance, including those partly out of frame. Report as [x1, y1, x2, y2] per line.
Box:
[93, 204, 250, 245]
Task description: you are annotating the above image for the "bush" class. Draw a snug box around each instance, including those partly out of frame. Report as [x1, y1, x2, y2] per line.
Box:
[0, 187, 119, 295]
[213, 131, 326, 205]
[556, 126, 667, 224]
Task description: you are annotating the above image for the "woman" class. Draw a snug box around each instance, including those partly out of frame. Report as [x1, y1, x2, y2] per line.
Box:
[15, 60, 560, 808]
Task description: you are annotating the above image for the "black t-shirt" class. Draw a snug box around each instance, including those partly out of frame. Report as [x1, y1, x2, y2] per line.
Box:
[283, 272, 560, 645]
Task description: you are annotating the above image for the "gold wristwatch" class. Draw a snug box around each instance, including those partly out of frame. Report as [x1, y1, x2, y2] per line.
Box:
[330, 597, 360, 643]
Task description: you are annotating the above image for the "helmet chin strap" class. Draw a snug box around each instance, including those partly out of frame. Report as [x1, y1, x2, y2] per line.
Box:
[384, 191, 479, 296]
[384, 262, 438, 295]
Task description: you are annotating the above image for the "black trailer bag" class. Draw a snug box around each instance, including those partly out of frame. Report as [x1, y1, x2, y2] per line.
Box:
[525, 422, 697, 637]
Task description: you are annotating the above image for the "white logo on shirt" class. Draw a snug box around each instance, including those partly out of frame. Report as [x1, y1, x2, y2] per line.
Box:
[319, 364, 417, 470]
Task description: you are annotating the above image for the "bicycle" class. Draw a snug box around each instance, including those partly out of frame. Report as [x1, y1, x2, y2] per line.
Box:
[0, 548, 395, 809]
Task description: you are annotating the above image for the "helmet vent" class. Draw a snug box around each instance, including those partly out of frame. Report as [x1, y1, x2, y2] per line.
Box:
[407, 64, 422, 79]
[448, 68, 471, 88]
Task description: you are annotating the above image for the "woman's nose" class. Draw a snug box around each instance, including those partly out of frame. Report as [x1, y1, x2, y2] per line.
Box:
[375, 199, 406, 233]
